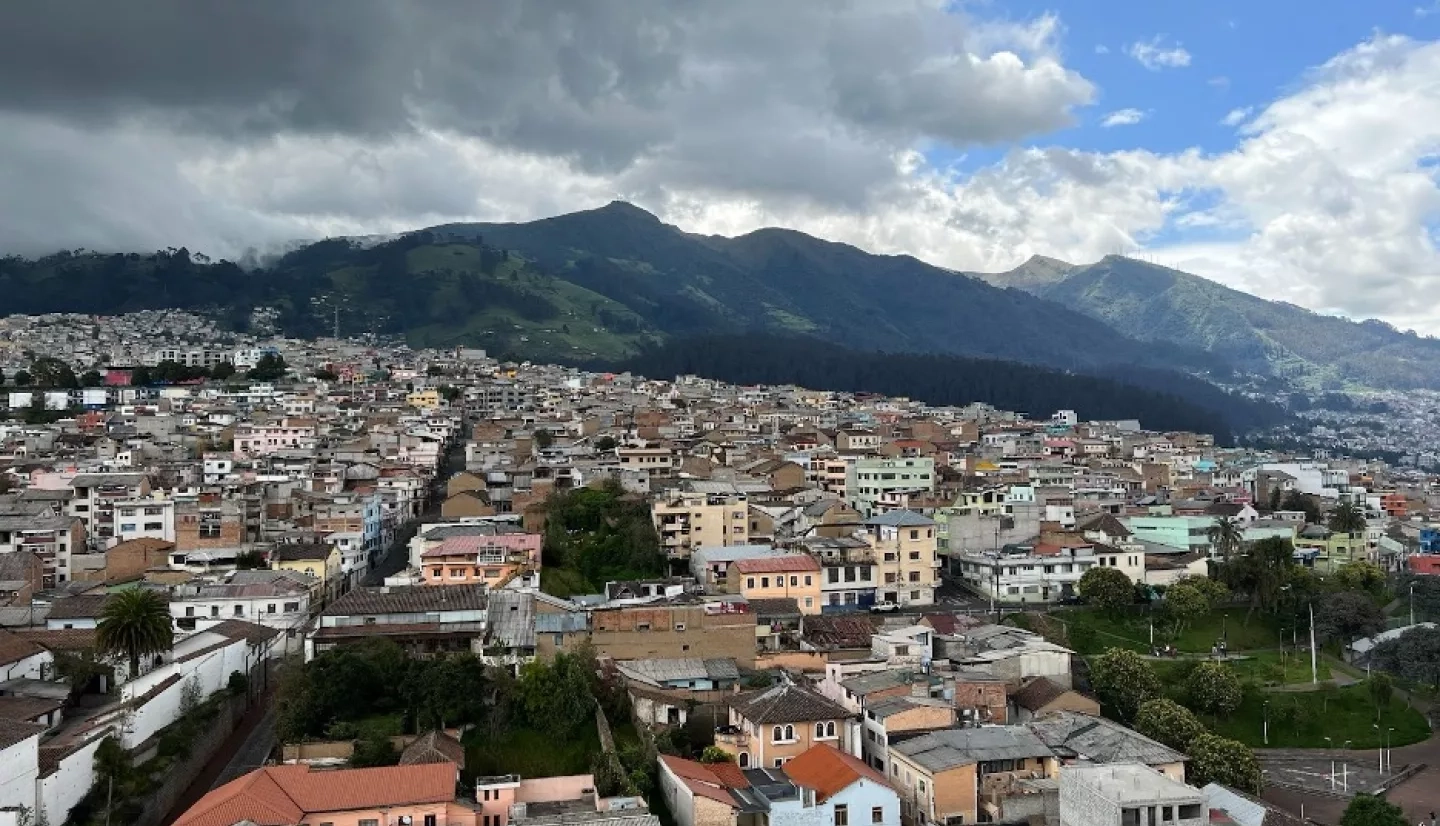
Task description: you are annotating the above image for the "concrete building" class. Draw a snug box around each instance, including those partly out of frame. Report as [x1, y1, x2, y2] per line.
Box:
[1059, 764, 1204, 826]
[846, 458, 935, 519]
[653, 491, 751, 560]
[862, 511, 941, 607]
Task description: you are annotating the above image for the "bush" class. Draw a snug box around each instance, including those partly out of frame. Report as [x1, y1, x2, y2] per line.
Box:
[349, 735, 399, 768]
[227, 670, 249, 696]
[1187, 662, 1244, 717]
[1134, 699, 1206, 751]
[1090, 648, 1162, 722]
[700, 746, 733, 764]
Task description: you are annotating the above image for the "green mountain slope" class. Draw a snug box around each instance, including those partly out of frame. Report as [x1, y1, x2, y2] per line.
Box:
[974, 254, 1440, 391]
[434, 202, 1217, 371]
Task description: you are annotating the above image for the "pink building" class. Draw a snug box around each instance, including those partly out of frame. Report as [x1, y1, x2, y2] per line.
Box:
[475, 774, 648, 826]
[421, 533, 543, 587]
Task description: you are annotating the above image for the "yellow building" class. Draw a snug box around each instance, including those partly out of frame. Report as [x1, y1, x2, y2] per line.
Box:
[729, 555, 823, 615]
[271, 542, 341, 582]
[652, 490, 750, 560]
[863, 511, 941, 607]
[713, 682, 854, 769]
[405, 389, 442, 409]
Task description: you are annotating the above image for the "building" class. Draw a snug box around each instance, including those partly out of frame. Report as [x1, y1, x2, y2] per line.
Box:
[172, 763, 476, 826]
[1059, 764, 1205, 826]
[659, 744, 901, 826]
[952, 544, 1101, 605]
[309, 583, 489, 660]
[420, 533, 542, 588]
[887, 726, 1058, 826]
[170, 572, 312, 644]
[589, 599, 756, 666]
[861, 512, 941, 607]
[112, 495, 176, 545]
[846, 458, 935, 519]
[1010, 677, 1100, 723]
[1027, 711, 1187, 782]
[270, 542, 341, 583]
[729, 555, 823, 615]
[714, 681, 857, 769]
[653, 490, 751, 560]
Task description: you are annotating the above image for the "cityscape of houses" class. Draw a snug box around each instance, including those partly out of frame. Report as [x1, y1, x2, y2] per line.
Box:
[0, 310, 1432, 826]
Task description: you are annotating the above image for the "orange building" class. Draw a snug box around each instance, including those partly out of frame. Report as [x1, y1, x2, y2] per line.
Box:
[173, 763, 476, 826]
[728, 555, 823, 615]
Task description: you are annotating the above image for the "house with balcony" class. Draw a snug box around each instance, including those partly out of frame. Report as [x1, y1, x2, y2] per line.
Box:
[714, 680, 857, 770]
[0, 513, 83, 587]
[862, 511, 941, 607]
[420, 533, 542, 589]
[652, 490, 751, 561]
[889, 726, 1058, 826]
[728, 555, 822, 615]
[68, 471, 151, 550]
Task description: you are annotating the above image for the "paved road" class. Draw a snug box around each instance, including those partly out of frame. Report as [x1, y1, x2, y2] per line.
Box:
[161, 684, 277, 825]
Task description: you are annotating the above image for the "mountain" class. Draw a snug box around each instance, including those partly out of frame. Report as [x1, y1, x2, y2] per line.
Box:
[973, 254, 1440, 391]
[433, 202, 1220, 372]
[611, 335, 1282, 441]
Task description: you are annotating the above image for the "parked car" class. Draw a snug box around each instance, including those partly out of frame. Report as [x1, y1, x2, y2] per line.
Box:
[870, 601, 901, 614]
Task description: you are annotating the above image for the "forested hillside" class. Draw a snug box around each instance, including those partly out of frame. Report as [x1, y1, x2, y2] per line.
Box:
[610, 335, 1284, 441]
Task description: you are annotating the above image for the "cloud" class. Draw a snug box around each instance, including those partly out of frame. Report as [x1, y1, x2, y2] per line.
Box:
[1095, 44, 1110, 54]
[2, 6, 1440, 335]
[1127, 36, 1193, 70]
[1417, 2, 1440, 17]
[1221, 107, 1252, 126]
[1101, 108, 1147, 127]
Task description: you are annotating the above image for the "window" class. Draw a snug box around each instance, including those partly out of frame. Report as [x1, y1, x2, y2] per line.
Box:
[144, 522, 163, 531]
[816, 722, 826, 738]
[1163, 807, 1174, 822]
[210, 606, 220, 617]
[284, 602, 299, 612]
[761, 577, 770, 588]
[910, 529, 919, 540]
[738, 752, 750, 768]
[233, 606, 244, 616]
[674, 623, 686, 632]
[120, 524, 136, 533]
[747, 577, 756, 588]
[425, 816, 438, 826]
[184, 606, 194, 617]
[774, 758, 784, 768]
[266, 604, 276, 614]
[359, 820, 379, 826]
[790, 576, 798, 587]
[872, 807, 885, 824]
[804, 597, 813, 608]
[835, 804, 849, 826]
[773, 725, 784, 742]
[804, 575, 812, 586]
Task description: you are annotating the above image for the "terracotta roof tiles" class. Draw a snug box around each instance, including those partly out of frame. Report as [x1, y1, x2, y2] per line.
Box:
[783, 744, 891, 802]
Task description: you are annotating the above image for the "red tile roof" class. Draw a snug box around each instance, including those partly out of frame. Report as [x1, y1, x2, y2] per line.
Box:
[173, 763, 458, 826]
[660, 755, 749, 809]
[783, 744, 891, 802]
[731, 556, 821, 574]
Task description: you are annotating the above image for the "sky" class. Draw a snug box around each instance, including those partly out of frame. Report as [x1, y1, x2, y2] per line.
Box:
[2, 1, 1439, 331]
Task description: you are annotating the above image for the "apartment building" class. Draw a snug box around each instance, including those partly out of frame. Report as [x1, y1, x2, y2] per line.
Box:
[69, 472, 151, 550]
[861, 511, 941, 607]
[113, 495, 176, 545]
[846, 457, 935, 519]
[652, 491, 750, 560]
[1059, 764, 1204, 826]
[728, 555, 823, 615]
[233, 418, 318, 458]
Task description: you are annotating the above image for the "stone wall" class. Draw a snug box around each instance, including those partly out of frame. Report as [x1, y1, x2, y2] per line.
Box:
[130, 691, 251, 826]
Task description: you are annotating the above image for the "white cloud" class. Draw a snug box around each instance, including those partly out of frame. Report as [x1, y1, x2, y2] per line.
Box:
[1221, 107, 1252, 126]
[1095, 44, 1109, 54]
[1101, 108, 1147, 127]
[4, 9, 1440, 336]
[1127, 36, 1193, 70]
[1417, 2, 1440, 17]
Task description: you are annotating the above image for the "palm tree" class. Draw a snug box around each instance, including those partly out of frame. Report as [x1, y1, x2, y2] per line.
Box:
[1327, 502, 1367, 539]
[1207, 516, 1244, 565]
[97, 589, 174, 678]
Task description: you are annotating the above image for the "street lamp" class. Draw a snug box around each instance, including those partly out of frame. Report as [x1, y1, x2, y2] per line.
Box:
[1324, 737, 1336, 789]
[1411, 580, 1417, 628]
[1263, 700, 1270, 746]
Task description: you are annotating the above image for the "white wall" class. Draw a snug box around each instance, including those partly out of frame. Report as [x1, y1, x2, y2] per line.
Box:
[39, 733, 104, 826]
[658, 759, 697, 826]
[0, 733, 38, 814]
[1, 651, 52, 682]
[105, 634, 253, 748]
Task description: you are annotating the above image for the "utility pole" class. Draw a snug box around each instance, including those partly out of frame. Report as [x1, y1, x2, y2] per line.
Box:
[1309, 601, 1319, 686]
[1411, 580, 1417, 628]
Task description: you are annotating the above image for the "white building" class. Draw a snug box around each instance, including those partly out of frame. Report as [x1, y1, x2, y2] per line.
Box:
[1059, 764, 1205, 826]
[113, 495, 177, 545]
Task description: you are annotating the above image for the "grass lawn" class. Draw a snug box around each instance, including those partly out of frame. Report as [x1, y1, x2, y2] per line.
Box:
[1056, 607, 1284, 655]
[1201, 684, 1429, 749]
[1154, 651, 1321, 688]
[465, 725, 602, 779]
[463, 720, 643, 782]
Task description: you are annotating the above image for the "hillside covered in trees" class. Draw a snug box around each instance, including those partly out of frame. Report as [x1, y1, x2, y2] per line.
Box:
[612, 335, 1284, 441]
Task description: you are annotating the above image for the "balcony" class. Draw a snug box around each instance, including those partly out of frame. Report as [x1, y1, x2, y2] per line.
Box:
[714, 726, 749, 750]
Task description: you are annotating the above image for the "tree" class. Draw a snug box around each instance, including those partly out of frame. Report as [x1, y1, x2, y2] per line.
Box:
[533, 428, 554, 450]
[246, 352, 287, 381]
[700, 746, 734, 763]
[1267, 486, 1282, 512]
[1371, 625, 1440, 689]
[97, 589, 174, 678]
[1187, 734, 1262, 793]
[312, 368, 339, 381]
[349, 734, 400, 768]
[1224, 537, 1296, 614]
[1077, 566, 1133, 614]
[1315, 590, 1385, 646]
[1164, 576, 1228, 632]
[1339, 793, 1409, 826]
[595, 435, 617, 452]
[1334, 561, 1386, 597]
[516, 649, 596, 738]
[1368, 673, 1394, 711]
[1089, 648, 1162, 722]
[1186, 661, 1244, 717]
[128, 366, 152, 387]
[1207, 516, 1244, 565]
[79, 369, 103, 387]
[234, 550, 268, 570]
[11, 370, 31, 387]
[1133, 699, 1206, 751]
[1328, 501, 1367, 537]
[1281, 490, 1322, 524]
[28, 357, 78, 389]
[210, 361, 237, 380]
